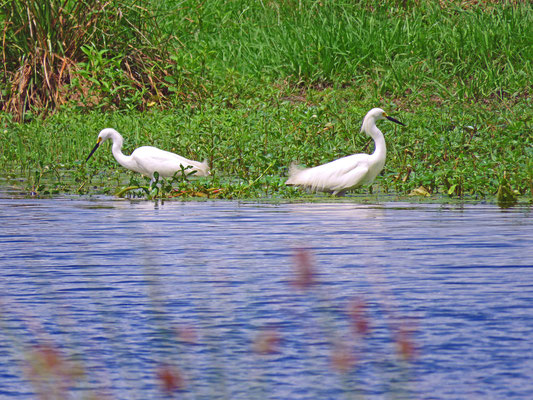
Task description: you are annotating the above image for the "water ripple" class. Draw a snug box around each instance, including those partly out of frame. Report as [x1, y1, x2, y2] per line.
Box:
[0, 197, 532, 399]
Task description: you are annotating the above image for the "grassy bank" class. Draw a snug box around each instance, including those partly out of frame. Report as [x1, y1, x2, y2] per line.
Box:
[161, 0, 531, 99]
[0, 0, 531, 201]
[1, 84, 530, 201]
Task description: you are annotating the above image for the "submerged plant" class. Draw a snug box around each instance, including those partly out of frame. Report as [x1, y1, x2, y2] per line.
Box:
[115, 169, 221, 200]
[496, 172, 519, 209]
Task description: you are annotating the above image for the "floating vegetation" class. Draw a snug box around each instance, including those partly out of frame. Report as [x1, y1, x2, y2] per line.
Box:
[496, 172, 519, 209]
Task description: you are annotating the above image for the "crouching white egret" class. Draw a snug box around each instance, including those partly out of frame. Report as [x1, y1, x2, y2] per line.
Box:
[285, 108, 404, 196]
[86, 128, 210, 179]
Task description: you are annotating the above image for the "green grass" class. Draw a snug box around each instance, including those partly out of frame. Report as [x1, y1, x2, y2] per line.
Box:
[160, 0, 531, 98]
[0, 0, 532, 201]
[1, 80, 531, 200]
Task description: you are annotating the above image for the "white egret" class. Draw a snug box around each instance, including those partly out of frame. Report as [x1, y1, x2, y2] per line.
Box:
[285, 108, 404, 196]
[86, 128, 210, 179]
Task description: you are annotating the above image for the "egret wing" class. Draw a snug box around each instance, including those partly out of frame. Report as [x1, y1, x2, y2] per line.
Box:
[287, 153, 369, 192]
[329, 163, 369, 194]
[132, 146, 208, 177]
[130, 147, 182, 177]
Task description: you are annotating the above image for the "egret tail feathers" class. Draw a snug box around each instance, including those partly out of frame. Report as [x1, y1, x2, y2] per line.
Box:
[194, 160, 210, 176]
[285, 163, 327, 192]
[285, 163, 307, 185]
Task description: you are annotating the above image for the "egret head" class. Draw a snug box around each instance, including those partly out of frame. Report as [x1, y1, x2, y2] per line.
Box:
[86, 128, 121, 162]
[361, 108, 405, 135]
[98, 128, 120, 141]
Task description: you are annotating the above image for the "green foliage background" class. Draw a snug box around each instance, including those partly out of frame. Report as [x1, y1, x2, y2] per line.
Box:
[0, 0, 531, 200]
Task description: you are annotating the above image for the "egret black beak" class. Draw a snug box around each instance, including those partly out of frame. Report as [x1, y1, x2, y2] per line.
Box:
[86, 138, 102, 162]
[385, 115, 405, 126]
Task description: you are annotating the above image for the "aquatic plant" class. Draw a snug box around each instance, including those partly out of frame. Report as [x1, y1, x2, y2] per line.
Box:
[116, 170, 221, 200]
[497, 172, 519, 209]
[2, 96, 530, 201]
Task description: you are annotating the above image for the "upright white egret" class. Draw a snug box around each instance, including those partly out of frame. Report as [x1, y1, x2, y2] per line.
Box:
[86, 128, 210, 179]
[285, 108, 404, 196]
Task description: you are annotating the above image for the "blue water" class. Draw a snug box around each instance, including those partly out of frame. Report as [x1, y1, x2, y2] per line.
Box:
[0, 196, 532, 399]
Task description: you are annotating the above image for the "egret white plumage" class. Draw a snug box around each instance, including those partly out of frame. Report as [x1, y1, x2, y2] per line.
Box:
[86, 128, 210, 179]
[286, 108, 404, 196]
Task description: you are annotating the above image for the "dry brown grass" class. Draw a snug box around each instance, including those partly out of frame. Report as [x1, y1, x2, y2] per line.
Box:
[0, 1, 176, 121]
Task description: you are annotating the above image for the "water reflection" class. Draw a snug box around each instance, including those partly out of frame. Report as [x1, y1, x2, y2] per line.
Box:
[0, 196, 532, 399]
